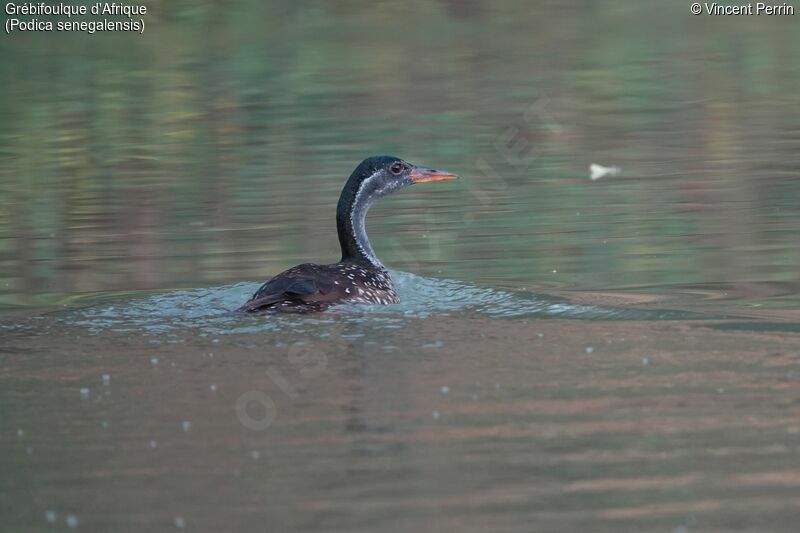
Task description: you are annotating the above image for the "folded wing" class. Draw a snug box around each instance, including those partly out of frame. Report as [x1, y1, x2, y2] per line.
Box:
[237, 264, 338, 313]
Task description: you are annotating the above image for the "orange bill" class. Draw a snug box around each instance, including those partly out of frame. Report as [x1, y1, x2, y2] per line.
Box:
[409, 167, 459, 183]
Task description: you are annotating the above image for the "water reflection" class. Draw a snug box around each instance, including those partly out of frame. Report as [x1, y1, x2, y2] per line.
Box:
[2, 1, 800, 532]
[1, 1, 799, 310]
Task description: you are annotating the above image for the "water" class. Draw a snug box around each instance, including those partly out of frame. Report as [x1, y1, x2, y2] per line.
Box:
[2, 1, 800, 532]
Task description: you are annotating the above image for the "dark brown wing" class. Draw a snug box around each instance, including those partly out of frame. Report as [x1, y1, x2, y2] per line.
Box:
[237, 263, 341, 314]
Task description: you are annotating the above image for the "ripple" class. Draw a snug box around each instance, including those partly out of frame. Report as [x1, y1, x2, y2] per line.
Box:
[61, 271, 715, 336]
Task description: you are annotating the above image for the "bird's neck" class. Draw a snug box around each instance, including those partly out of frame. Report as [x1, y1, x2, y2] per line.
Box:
[336, 182, 383, 268]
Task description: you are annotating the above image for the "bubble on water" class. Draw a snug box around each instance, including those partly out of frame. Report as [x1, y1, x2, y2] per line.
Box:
[79, 388, 90, 399]
[174, 516, 186, 529]
[150, 357, 159, 366]
[102, 374, 111, 386]
[209, 384, 218, 392]
[585, 346, 594, 354]
[148, 440, 157, 449]
[250, 450, 260, 460]
[45, 510, 57, 523]
[66, 515, 78, 528]
[642, 357, 650, 366]
[181, 421, 192, 432]
[440, 385, 449, 395]
[432, 410, 440, 420]
[16, 428, 24, 438]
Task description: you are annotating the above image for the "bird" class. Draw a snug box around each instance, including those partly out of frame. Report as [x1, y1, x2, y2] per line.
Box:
[238, 156, 458, 314]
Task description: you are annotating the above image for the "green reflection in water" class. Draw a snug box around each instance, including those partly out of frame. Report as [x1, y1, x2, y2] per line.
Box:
[1, 0, 799, 311]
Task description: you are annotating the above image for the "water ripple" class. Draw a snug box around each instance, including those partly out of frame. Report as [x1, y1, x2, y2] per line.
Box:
[62, 272, 715, 336]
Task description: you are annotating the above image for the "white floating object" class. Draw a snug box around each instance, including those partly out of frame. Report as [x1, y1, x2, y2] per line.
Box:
[209, 384, 218, 392]
[440, 385, 449, 395]
[590, 163, 621, 180]
[45, 510, 57, 523]
[642, 357, 650, 366]
[181, 421, 192, 432]
[66, 515, 78, 529]
[102, 374, 111, 386]
[175, 516, 186, 529]
[250, 450, 260, 460]
[148, 440, 158, 449]
[585, 346, 594, 354]
[432, 410, 440, 420]
[150, 357, 159, 366]
[79, 388, 90, 399]
[16, 428, 24, 438]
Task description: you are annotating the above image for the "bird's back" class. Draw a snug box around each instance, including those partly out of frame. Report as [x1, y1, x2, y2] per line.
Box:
[237, 261, 397, 314]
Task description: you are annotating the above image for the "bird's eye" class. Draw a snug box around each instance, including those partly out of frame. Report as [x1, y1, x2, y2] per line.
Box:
[390, 162, 404, 175]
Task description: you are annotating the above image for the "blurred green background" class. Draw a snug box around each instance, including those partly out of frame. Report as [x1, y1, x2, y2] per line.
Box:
[1, 0, 799, 309]
[3, 5, 800, 532]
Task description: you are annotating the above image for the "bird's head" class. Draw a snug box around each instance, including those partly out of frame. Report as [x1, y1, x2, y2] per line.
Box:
[346, 155, 459, 201]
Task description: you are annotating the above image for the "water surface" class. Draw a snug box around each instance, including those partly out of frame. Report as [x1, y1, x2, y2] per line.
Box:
[2, 1, 800, 532]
